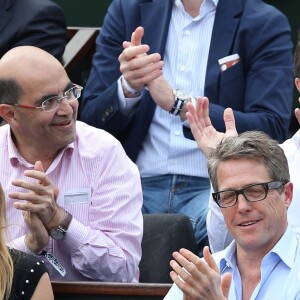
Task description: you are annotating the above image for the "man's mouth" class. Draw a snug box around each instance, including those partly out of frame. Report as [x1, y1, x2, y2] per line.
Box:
[53, 120, 71, 126]
[239, 220, 259, 227]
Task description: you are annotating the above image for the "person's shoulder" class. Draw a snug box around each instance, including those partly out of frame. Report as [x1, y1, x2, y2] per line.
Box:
[281, 130, 300, 158]
[243, 0, 289, 22]
[9, 248, 47, 272]
[9, 0, 65, 25]
[17, 0, 63, 10]
[9, 248, 48, 300]
[75, 121, 122, 153]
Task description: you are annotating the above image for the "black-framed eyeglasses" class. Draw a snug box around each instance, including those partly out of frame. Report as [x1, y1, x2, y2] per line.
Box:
[4, 84, 83, 112]
[212, 181, 286, 208]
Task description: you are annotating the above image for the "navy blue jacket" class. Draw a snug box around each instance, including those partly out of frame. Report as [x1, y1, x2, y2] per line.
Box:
[0, 0, 67, 60]
[81, 0, 293, 162]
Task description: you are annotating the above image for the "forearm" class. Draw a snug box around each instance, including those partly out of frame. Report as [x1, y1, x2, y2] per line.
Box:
[63, 217, 141, 282]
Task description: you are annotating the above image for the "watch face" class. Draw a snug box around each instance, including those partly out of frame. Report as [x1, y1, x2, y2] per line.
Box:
[49, 228, 65, 240]
[175, 90, 190, 100]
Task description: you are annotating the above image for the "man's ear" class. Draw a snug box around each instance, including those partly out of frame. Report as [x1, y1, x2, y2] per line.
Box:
[284, 181, 293, 209]
[0, 104, 17, 125]
[295, 78, 300, 92]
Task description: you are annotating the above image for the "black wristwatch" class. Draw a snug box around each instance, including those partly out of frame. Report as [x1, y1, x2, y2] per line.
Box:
[48, 211, 73, 240]
[169, 89, 193, 116]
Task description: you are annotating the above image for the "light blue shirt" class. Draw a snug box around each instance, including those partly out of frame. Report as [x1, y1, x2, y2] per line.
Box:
[164, 226, 300, 300]
[118, 0, 219, 178]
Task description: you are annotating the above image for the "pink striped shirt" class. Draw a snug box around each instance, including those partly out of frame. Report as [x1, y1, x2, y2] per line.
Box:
[0, 121, 143, 282]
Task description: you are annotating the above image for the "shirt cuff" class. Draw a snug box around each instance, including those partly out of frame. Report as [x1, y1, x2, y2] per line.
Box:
[62, 217, 106, 253]
[117, 76, 143, 114]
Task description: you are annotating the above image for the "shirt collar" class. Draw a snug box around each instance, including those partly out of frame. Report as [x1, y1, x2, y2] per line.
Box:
[219, 226, 299, 273]
[7, 126, 74, 167]
[268, 226, 299, 269]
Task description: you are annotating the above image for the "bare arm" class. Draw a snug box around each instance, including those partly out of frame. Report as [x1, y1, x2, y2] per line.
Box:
[31, 273, 54, 300]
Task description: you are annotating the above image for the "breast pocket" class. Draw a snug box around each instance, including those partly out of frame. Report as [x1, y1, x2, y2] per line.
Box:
[63, 188, 92, 226]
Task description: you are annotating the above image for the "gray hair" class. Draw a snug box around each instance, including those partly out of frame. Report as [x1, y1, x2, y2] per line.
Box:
[0, 79, 23, 105]
[207, 131, 290, 191]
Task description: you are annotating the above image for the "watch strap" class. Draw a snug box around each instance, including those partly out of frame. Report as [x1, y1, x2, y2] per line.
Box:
[50, 211, 73, 233]
[169, 90, 186, 116]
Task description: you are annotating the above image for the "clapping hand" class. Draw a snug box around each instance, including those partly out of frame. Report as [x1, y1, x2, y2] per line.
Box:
[186, 97, 237, 157]
[170, 246, 231, 300]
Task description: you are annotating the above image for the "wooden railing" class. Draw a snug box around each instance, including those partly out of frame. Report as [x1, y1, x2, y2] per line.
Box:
[62, 26, 99, 73]
[52, 281, 172, 300]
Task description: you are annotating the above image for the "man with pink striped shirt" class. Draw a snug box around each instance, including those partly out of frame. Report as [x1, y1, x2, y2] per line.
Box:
[0, 46, 143, 282]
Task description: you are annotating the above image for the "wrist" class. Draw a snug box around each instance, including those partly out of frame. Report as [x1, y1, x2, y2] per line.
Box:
[121, 76, 142, 98]
[45, 207, 65, 229]
[169, 90, 196, 118]
[179, 96, 197, 120]
[48, 211, 73, 240]
[25, 233, 44, 254]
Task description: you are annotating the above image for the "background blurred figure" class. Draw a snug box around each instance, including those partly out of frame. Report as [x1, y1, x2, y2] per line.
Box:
[0, 0, 67, 60]
[80, 0, 294, 255]
[0, 185, 53, 300]
[0, 0, 67, 125]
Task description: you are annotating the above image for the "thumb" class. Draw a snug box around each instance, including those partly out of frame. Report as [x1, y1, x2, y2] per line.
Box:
[34, 161, 45, 185]
[224, 108, 237, 137]
[34, 161, 45, 172]
[221, 273, 232, 299]
[131, 26, 144, 46]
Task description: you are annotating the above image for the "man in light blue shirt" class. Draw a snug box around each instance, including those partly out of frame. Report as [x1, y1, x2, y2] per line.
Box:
[164, 130, 300, 299]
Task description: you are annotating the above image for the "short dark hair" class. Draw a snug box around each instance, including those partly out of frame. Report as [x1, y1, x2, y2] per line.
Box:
[294, 43, 300, 78]
[0, 79, 23, 105]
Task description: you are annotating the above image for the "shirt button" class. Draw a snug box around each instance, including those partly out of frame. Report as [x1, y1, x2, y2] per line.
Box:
[174, 131, 180, 136]
[180, 65, 185, 71]
[185, 30, 191, 35]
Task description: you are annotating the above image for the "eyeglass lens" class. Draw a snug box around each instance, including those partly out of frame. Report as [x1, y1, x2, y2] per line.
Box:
[214, 181, 284, 208]
[42, 85, 82, 112]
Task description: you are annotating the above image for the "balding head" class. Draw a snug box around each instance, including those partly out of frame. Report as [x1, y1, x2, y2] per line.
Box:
[0, 46, 67, 97]
[0, 46, 78, 163]
[0, 45, 62, 76]
[0, 46, 69, 106]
